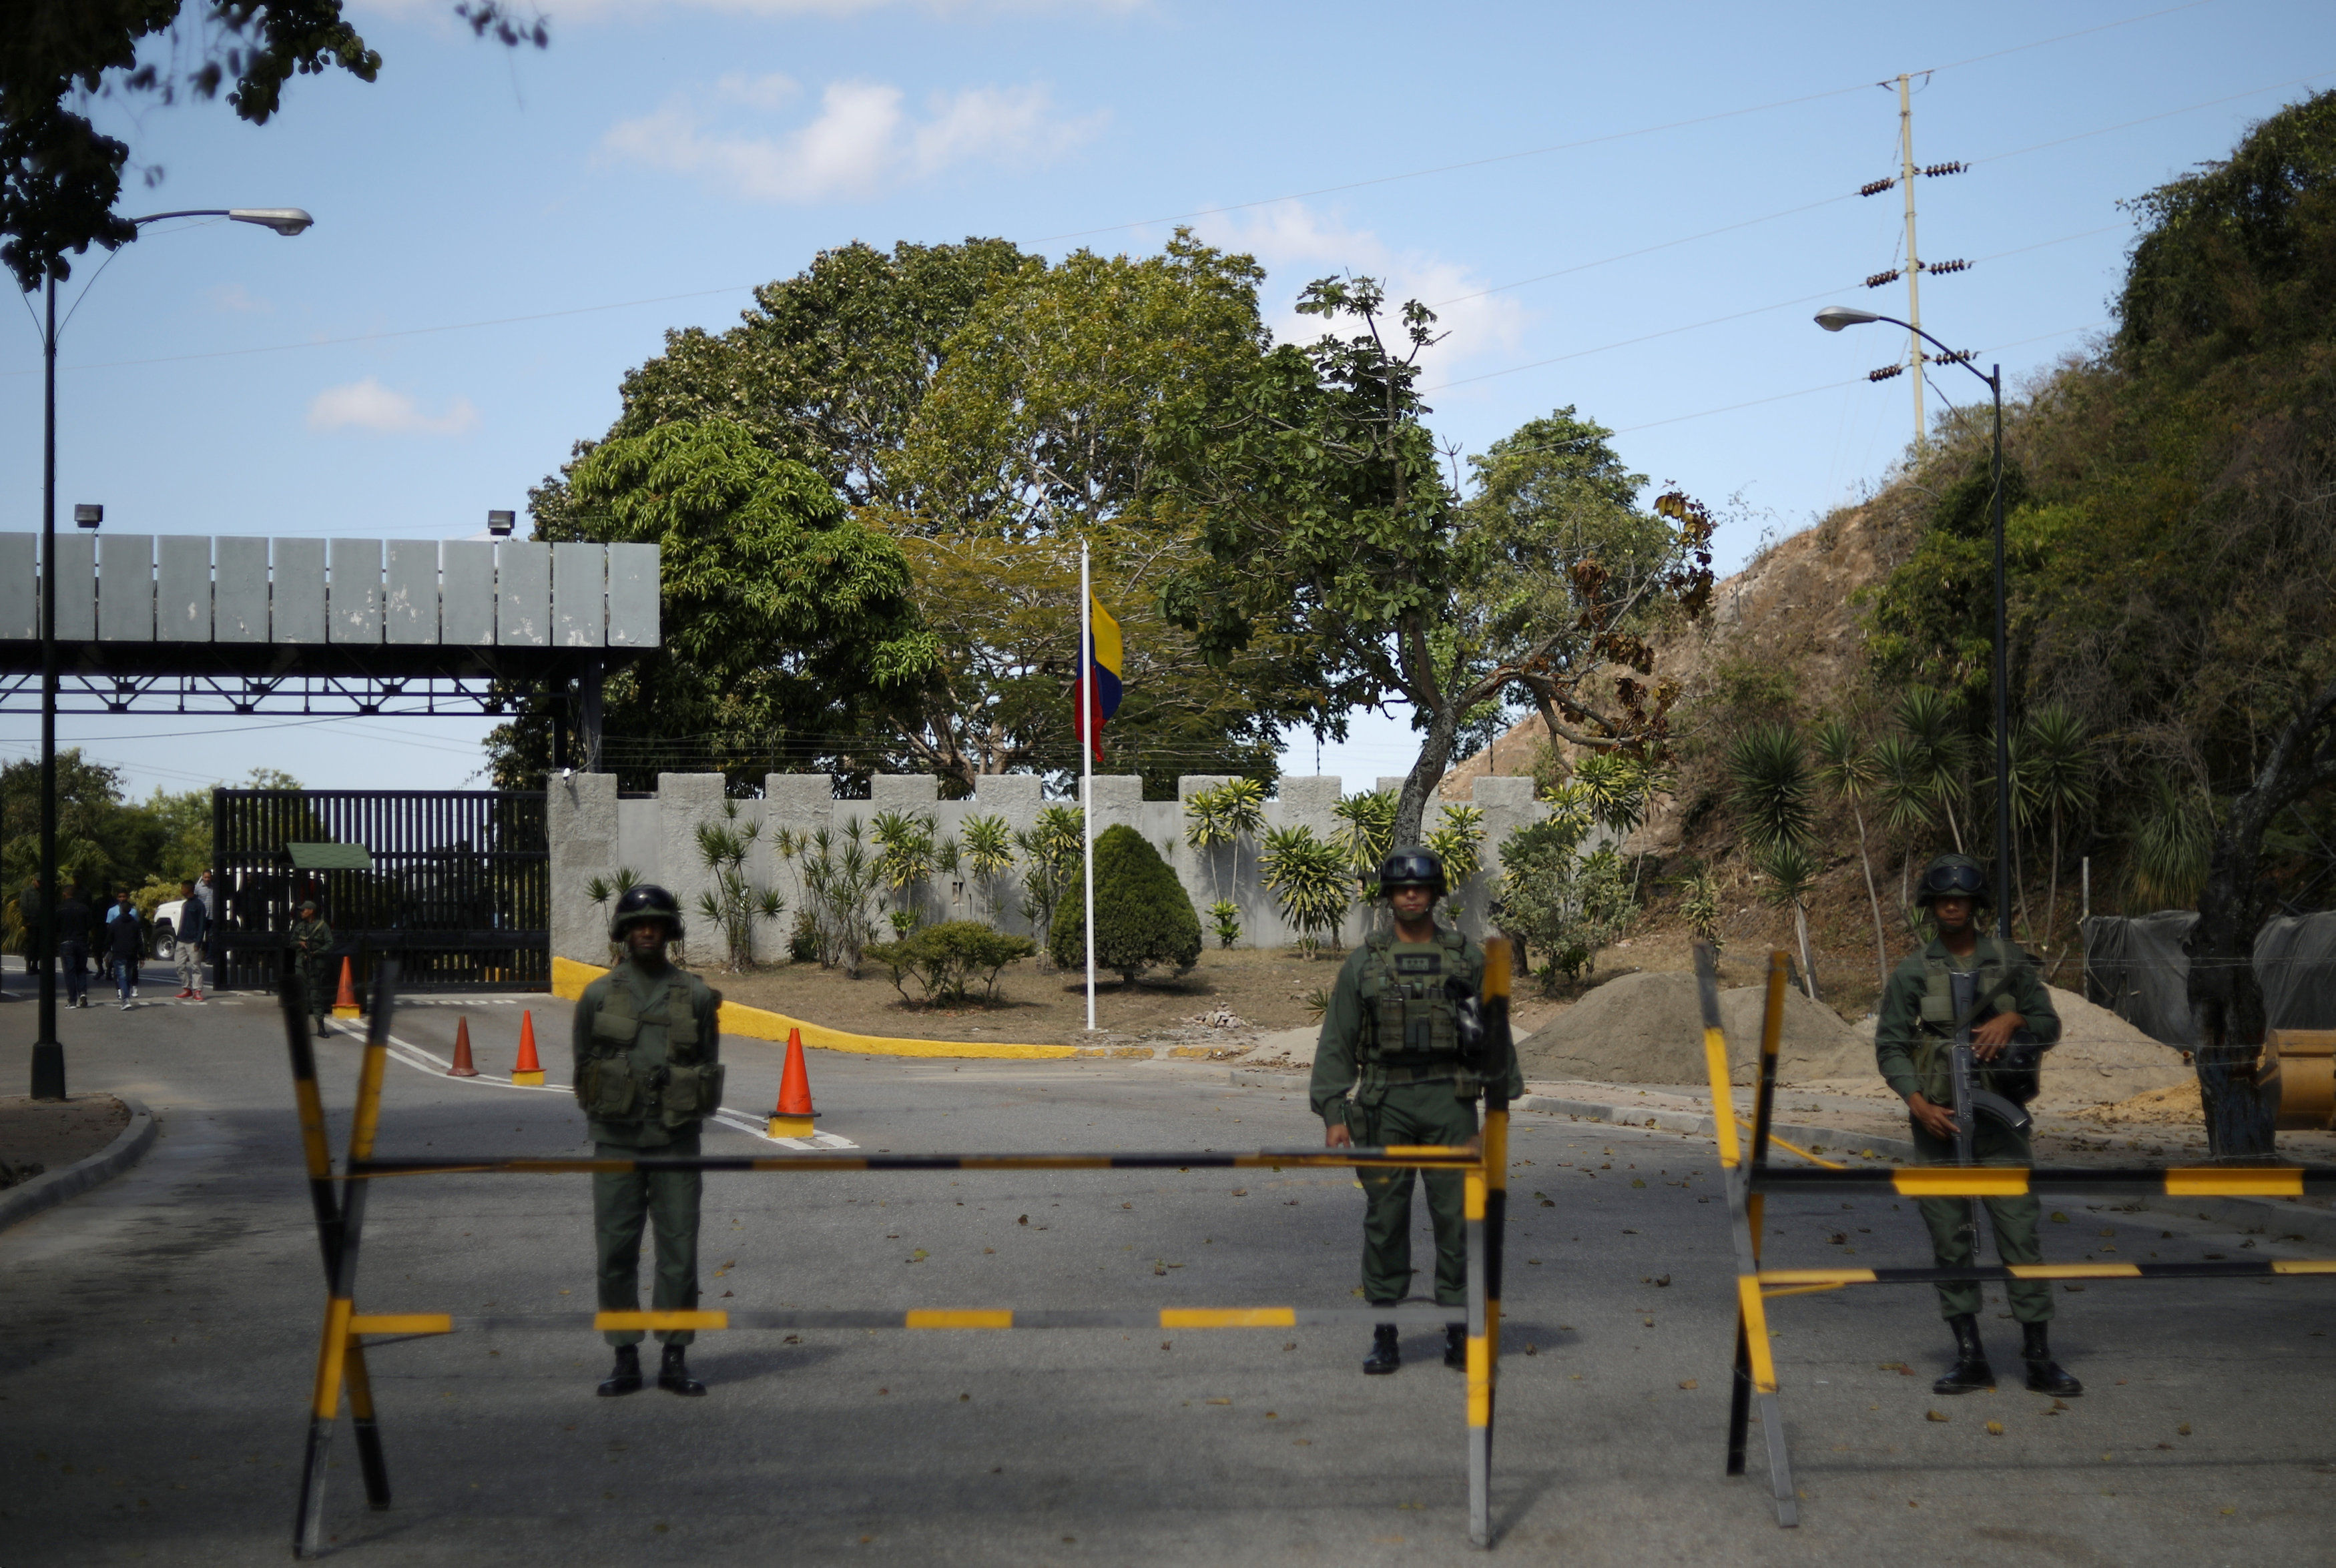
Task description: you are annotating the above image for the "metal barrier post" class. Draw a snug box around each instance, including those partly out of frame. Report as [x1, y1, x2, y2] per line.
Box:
[1468, 937, 1514, 1548]
[292, 961, 400, 1557]
[1697, 945, 1797, 1525]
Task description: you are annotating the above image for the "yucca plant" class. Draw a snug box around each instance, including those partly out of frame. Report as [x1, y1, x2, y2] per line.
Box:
[1014, 805, 1085, 965]
[1678, 867, 1723, 951]
[1727, 723, 1819, 997]
[694, 802, 781, 971]
[1755, 838, 1822, 998]
[1207, 898, 1243, 950]
[801, 817, 880, 976]
[2019, 703, 2097, 973]
[959, 813, 1016, 924]
[2130, 774, 2212, 908]
[1261, 823, 1352, 955]
[1812, 717, 1889, 995]
[1332, 789, 1398, 901]
[1425, 804, 1486, 889]
[1895, 687, 1970, 852]
[870, 808, 937, 930]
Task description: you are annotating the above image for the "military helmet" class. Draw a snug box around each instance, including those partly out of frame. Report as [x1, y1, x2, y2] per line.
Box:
[1914, 852, 1990, 909]
[609, 882, 685, 941]
[1377, 846, 1448, 900]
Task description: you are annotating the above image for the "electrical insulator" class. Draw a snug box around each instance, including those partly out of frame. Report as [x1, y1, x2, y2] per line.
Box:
[1935, 348, 1976, 365]
[1868, 364, 1906, 382]
[1864, 269, 1902, 289]
[1922, 161, 1968, 178]
[1859, 177, 1897, 198]
[1924, 258, 1972, 276]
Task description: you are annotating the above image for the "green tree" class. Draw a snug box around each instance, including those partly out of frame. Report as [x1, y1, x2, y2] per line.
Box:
[487, 420, 935, 792]
[0, 749, 166, 899]
[3, 1, 541, 291]
[1161, 278, 1715, 848]
[1259, 823, 1351, 955]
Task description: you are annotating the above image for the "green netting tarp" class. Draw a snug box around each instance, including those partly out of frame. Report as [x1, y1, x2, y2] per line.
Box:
[285, 842, 373, 871]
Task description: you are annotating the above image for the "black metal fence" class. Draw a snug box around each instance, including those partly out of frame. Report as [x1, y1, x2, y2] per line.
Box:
[210, 789, 549, 994]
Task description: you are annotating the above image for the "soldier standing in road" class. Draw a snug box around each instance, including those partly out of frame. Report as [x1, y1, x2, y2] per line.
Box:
[1312, 847, 1522, 1375]
[572, 884, 724, 1399]
[289, 898, 334, 1035]
[1876, 851, 2082, 1398]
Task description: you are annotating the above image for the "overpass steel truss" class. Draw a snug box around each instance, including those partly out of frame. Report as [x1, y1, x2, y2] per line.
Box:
[284, 956, 1522, 1556]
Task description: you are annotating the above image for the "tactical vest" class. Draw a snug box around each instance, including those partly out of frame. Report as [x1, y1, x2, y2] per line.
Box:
[577, 969, 724, 1130]
[1910, 937, 2040, 1106]
[1356, 927, 1478, 1085]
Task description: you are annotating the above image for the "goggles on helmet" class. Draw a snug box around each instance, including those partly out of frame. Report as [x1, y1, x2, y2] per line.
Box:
[1920, 862, 1986, 897]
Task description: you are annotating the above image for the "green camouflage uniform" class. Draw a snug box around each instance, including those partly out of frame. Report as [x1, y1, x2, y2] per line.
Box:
[1875, 933, 2062, 1322]
[572, 956, 725, 1346]
[289, 915, 334, 1022]
[1309, 927, 1523, 1307]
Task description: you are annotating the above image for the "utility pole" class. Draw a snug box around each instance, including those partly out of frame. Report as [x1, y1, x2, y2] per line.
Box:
[1897, 73, 1925, 452]
[1858, 76, 1970, 454]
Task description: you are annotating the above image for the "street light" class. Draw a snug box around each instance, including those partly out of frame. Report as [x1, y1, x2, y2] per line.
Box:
[27, 206, 312, 1100]
[1813, 304, 2012, 941]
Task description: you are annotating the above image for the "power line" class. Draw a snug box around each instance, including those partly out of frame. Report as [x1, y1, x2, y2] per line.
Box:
[1031, 0, 2227, 244]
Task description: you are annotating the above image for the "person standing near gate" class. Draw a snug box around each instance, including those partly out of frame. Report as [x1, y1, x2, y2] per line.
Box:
[1877, 851, 2082, 1398]
[572, 883, 723, 1399]
[172, 879, 209, 1002]
[1313, 847, 1522, 1375]
[55, 881, 91, 1009]
[104, 890, 144, 1010]
[290, 898, 334, 1034]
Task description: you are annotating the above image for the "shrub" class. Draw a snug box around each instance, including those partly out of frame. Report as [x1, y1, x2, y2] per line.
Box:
[1047, 824, 1201, 981]
[1207, 898, 1242, 949]
[868, 920, 1037, 1006]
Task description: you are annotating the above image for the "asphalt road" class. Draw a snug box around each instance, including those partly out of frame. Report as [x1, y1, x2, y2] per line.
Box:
[3, 986, 2332, 1566]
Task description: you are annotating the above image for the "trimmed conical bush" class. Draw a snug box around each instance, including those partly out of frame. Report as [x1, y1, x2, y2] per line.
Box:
[1049, 825, 1203, 982]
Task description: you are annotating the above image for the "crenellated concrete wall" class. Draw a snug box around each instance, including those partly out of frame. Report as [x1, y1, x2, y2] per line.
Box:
[548, 771, 1549, 964]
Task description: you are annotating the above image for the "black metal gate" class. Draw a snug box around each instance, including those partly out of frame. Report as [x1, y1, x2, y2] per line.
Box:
[211, 789, 549, 994]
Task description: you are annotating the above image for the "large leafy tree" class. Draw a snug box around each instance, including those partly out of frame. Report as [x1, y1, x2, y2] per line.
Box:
[487, 420, 934, 793]
[2, 1, 540, 291]
[881, 233, 1317, 795]
[1162, 278, 1715, 847]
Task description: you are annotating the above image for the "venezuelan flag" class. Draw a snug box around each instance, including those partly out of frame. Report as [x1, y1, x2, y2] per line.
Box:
[1080, 594, 1123, 762]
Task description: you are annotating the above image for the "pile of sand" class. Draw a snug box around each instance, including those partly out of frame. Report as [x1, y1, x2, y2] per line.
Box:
[2072, 1080, 2203, 1126]
[1514, 971, 1869, 1087]
[1512, 974, 2197, 1108]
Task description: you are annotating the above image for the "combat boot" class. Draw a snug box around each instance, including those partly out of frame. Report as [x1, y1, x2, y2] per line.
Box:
[1444, 1323, 1468, 1370]
[1932, 1313, 1994, 1395]
[1362, 1323, 1402, 1375]
[2020, 1322, 2083, 1396]
[658, 1343, 707, 1396]
[596, 1344, 642, 1397]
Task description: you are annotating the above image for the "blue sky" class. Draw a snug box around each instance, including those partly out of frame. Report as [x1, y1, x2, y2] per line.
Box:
[3, 0, 2328, 802]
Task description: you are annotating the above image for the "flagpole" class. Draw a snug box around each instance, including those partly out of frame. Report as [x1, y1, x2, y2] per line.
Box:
[1081, 543, 1097, 1032]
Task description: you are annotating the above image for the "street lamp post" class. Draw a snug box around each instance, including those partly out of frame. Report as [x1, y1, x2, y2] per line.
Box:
[1814, 304, 2012, 942]
[27, 208, 312, 1100]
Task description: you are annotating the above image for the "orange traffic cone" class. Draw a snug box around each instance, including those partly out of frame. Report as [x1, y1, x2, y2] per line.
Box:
[447, 1017, 479, 1078]
[512, 1010, 545, 1086]
[768, 1028, 815, 1138]
[331, 957, 362, 1019]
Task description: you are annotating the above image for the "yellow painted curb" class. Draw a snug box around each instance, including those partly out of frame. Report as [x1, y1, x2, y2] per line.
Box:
[550, 957, 1082, 1060]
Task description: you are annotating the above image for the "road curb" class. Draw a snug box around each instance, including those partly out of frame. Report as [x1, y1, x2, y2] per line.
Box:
[0, 1096, 158, 1235]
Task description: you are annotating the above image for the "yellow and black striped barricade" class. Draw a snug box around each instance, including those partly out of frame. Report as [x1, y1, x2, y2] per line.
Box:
[1693, 943, 2336, 1527]
[286, 945, 1522, 1555]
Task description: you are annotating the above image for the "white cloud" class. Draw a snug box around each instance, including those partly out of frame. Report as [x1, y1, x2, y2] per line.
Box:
[604, 77, 1101, 204]
[208, 283, 269, 314]
[1192, 202, 1530, 376]
[306, 378, 479, 436]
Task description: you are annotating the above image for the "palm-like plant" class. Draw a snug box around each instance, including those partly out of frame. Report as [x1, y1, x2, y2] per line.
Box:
[1727, 722, 1819, 997]
[1754, 839, 1822, 993]
[1895, 687, 1970, 853]
[801, 817, 880, 976]
[1425, 804, 1486, 889]
[2018, 703, 2097, 975]
[1014, 805, 1085, 963]
[1332, 789, 1398, 902]
[959, 813, 1016, 924]
[1181, 779, 1265, 905]
[1260, 823, 1352, 955]
[2130, 774, 2211, 909]
[870, 809, 937, 930]
[1812, 717, 1889, 996]
[693, 803, 781, 971]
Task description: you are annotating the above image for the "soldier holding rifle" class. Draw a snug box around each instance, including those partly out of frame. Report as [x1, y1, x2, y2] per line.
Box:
[1875, 852, 2082, 1398]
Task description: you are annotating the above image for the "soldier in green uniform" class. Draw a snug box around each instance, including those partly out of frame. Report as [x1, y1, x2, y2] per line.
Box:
[288, 899, 334, 1036]
[571, 884, 724, 1399]
[1313, 847, 1523, 1375]
[1876, 851, 2082, 1398]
